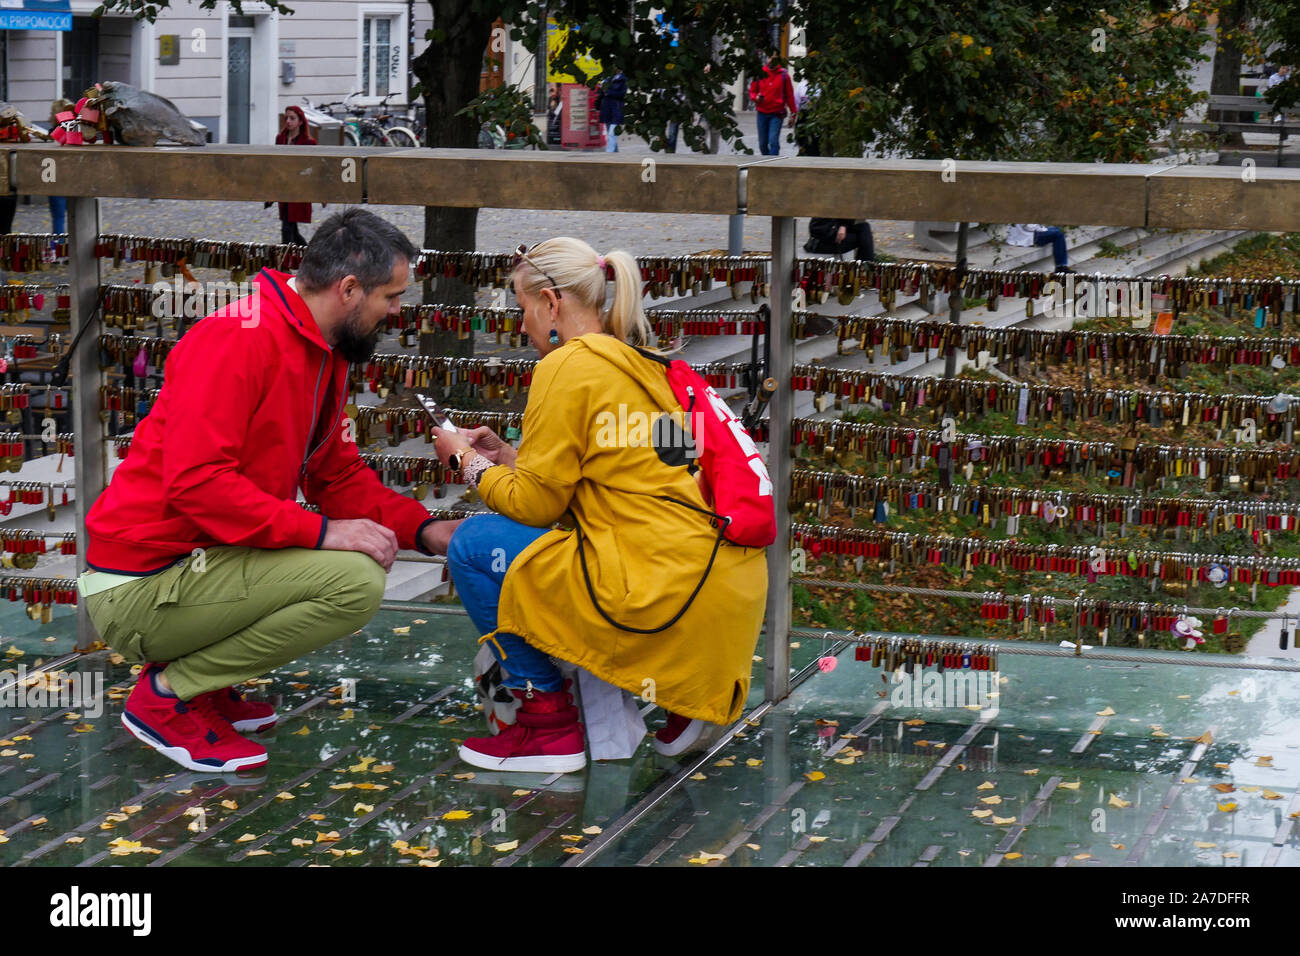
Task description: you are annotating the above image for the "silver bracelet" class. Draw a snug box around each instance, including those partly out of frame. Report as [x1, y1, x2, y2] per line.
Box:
[462, 454, 494, 488]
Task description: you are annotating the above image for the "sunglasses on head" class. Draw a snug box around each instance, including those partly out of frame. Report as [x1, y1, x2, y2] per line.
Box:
[513, 243, 562, 298]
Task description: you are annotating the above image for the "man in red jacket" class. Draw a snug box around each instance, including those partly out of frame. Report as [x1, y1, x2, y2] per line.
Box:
[81, 208, 458, 773]
[748, 54, 798, 156]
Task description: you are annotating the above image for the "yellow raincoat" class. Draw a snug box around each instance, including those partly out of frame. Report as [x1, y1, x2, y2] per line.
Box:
[479, 333, 767, 725]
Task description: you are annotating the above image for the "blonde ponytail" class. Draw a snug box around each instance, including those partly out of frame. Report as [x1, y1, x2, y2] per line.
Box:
[510, 236, 651, 348]
[603, 249, 650, 348]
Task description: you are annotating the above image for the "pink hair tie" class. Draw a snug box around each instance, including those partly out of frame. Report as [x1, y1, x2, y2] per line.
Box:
[596, 256, 606, 270]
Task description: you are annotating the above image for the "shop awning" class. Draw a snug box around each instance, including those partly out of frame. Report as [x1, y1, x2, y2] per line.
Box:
[0, 0, 71, 31]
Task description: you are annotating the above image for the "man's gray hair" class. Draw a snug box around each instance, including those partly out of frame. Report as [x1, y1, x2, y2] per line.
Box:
[297, 208, 419, 293]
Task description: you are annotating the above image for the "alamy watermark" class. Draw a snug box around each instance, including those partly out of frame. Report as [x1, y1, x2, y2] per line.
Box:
[151, 278, 260, 328]
[594, 405, 704, 459]
[1040, 276, 1157, 321]
[0, 665, 104, 717]
[889, 668, 1000, 718]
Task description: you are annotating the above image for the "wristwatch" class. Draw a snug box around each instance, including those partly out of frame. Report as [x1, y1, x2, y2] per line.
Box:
[448, 447, 473, 471]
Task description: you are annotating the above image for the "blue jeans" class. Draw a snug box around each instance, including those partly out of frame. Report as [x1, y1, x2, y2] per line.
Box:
[666, 121, 680, 153]
[446, 513, 563, 692]
[48, 196, 67, 235]
[756, 111, 783, 155]
[605, 124, 619, 152]
[1034, 227, 1068, 267]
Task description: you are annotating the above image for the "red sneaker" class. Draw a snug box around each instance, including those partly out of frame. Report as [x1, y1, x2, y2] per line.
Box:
[200, 685, 278, 733]
[654, 711, 723, 757]
[120, 664, 268, 773]
[458, 685, 586, 773]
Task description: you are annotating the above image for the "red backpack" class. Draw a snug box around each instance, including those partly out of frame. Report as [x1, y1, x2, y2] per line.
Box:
[640, 349, 776, 547]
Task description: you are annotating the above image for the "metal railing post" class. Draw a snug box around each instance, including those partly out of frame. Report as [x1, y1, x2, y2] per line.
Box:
[68, 196, 103, 652]
[764, 215, 795, 704]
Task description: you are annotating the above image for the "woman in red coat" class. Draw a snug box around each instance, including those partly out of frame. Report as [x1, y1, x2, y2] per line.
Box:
[269, 106, 316, 245]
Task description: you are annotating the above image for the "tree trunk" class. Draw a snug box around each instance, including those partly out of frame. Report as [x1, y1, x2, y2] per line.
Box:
[1210, 0, 1249, 148]
[411, 0, 495, 372]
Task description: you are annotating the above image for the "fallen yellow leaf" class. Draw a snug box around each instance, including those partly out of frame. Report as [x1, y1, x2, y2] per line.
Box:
[1211, 783, 1235, 794]
[1005, 852, 1022, 860]
[353, 803, 374, 815]
[1096, 707, 1116, 717]
[713, 759, 734, 767]
[1108, 794, 1131, 808]
[491, 840, 519, 852]
[1217, 802, 1238, 813]
[1059, 781, 1080, 790]
[689, 772, 707, 780]
[971, 809, 993, 818]
[991, 815, 1016, 825]
[316, 831, 341, 843]
[291, 726, 310, 736]
[442, 810, 472, 821]
[979, 796, 1002, 805]
[745, 758, 763, 767]
[805, 771, 825, 782]
[220, 799, 238, 811]
[275, 791, 295, 801]
[235, 833, 257, 843]
[291, 838, 313, 847]
[1074, 853, 1091, 860]
[1023, 769, 1039, 776]
[976, 781, 995, 791]
[1263, 789, 1284, 800]
[1256, 755, 1274, 767]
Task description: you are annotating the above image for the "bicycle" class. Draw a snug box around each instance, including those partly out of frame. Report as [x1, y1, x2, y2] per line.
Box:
[372, 93, 420, 148]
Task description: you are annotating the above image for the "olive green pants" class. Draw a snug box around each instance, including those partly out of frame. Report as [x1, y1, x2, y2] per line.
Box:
[85, 546, 387, 701]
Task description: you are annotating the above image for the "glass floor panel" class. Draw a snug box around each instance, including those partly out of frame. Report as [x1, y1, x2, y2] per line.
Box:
[1, 607, 1297, 867]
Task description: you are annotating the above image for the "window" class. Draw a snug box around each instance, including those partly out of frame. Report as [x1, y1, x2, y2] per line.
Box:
[361, 12, 404, 99]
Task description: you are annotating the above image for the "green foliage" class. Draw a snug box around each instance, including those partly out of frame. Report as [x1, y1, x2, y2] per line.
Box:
[456, 83, 547, 149]
[795, 1, 1210, 161]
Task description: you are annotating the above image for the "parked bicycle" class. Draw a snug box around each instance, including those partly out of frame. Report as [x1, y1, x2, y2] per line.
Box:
[300, 93, 417, 147]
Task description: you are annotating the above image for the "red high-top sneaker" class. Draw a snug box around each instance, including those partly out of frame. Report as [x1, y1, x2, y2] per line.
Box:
[654, 711, 724, 757]
[458, 684, 586, 773]
[199, 685, 278, 733]
[120, 664, 268, 773]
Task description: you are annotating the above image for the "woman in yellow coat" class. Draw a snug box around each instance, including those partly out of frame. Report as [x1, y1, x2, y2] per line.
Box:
[432, 237, 768, 773]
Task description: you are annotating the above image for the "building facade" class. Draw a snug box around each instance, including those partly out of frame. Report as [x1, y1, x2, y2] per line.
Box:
[1, 0, 432, 142]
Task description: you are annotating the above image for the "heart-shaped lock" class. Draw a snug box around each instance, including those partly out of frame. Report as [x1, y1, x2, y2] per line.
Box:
[817, 656, 838, 673]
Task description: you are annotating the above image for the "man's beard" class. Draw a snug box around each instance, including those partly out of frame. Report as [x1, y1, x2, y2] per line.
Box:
[334, 302, 383, 363]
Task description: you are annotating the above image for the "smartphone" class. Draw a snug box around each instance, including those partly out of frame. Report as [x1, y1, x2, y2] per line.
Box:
[415, 393, 459, 434]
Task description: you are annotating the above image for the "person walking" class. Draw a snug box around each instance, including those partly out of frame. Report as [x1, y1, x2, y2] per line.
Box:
[267, 105, 317, 245]
[748, 54, 798, 156]
[81, 209, 461, 773]
[598, 68, 627, 153]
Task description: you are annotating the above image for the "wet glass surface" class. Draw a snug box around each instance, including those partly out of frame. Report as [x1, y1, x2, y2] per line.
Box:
[1, 605, 1297, 867]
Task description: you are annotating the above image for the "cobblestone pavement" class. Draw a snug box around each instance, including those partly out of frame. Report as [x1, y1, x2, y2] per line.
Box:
[5, 108, 924, 286]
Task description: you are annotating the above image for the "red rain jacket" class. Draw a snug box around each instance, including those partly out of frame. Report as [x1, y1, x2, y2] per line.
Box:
[85, 268, 438, 574]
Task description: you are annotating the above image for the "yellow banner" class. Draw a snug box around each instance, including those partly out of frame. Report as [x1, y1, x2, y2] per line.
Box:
[546, 19, 602, 83]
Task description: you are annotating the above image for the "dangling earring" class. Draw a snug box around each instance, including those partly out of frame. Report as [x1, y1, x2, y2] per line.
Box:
[548, 328, 561, 345]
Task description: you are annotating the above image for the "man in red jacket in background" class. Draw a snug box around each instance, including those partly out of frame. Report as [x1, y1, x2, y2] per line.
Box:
[748, 53, 798, 156]
[80, 208, 458, 773]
